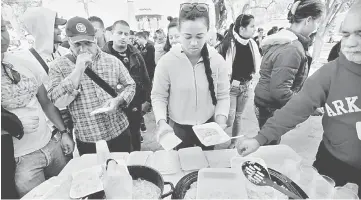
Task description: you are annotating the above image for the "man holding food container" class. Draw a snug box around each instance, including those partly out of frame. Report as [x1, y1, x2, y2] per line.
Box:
[48, 17, 136, 155]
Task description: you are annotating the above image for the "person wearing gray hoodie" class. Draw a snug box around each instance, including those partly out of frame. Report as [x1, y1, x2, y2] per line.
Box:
[22, 8, 74, 154]
[253, 0, 324, 145]
[237, 2, 361, 196]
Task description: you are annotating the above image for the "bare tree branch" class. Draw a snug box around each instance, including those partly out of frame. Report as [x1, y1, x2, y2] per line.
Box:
[249, 0, 275, 11]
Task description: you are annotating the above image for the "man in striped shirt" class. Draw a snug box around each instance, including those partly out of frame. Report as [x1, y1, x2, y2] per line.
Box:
[48, 17, 136, 155]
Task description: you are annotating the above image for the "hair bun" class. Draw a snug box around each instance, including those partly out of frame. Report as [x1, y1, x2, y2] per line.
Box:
[167, 16, 174, 21]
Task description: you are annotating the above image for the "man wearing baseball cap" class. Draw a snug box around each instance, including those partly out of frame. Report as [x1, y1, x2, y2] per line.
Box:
[48, 17, 136, 155]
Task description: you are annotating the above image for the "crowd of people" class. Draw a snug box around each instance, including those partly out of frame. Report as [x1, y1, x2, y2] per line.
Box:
[1, 0, 360, 198]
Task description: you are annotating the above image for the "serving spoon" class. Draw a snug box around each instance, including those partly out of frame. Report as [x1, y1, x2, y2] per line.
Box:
[241, 161, 303, 199]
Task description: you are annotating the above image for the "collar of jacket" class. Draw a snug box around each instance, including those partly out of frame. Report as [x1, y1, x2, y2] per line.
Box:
[232, 27, 250, 45]
[104, 41, 140, 56]
[286, 28, 311, 51]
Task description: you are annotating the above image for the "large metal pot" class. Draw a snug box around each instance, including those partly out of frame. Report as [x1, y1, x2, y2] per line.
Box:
[87, 165, 174, 199]
[128, 165, 174, 199]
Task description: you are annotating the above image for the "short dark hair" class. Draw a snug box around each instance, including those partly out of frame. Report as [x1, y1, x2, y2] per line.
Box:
[105, 26, 112, 31]
[88, 16, 104, 28]
[135, 31, 146, 39]
[287, 0, 324, 23]
[143, 31, 150, 38]
[112, 20, 130, 30]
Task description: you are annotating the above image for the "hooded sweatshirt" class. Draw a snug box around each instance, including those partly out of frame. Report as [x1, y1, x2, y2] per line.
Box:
[255, 53, 361, 169]
[254, 29, 310, 109]
[22, 7, 69, 86]
[151, 44, 230, 125]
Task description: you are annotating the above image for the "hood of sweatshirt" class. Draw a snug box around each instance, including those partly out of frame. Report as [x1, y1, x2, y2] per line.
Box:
[168, 43, 220, 61]
[261, 29, 310, 55]
[22, 7, 58, 56]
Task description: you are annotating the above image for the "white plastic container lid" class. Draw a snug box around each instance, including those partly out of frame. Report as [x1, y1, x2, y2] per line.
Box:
[196, 168, 248, 199]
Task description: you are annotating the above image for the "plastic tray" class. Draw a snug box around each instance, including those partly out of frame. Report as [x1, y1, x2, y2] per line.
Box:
[178, 147, 209, 171]
[192, 122, 230, 146]
[196, 168, 248, 199]
[246, 145, 302, 171]
[204, 149, 238, 168]
[146, 150, 181, 175]
[127, 151, 153, 166]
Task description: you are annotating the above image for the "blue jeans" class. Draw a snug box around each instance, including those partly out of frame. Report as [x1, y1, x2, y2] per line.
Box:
[227, 83, 250, 137]
[14, 133, 67, 197]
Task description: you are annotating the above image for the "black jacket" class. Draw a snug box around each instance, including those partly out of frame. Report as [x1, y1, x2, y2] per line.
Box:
[139, 42, 156, 81]
[102, 42, 151, 108]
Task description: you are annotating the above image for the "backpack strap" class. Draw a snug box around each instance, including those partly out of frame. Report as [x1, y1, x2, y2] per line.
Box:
[29, 48, 49, 74]
[64, 54, 117, 98]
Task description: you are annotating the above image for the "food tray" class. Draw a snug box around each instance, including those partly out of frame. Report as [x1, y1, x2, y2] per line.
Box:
[204, 149, 238, 168]
[246, 145, 302, 171]
[127, 151, 153, 166]
[178, 147, 209, 171]
[146, 150, 181, 175]
[196, 168, 248, 199]
[192, 122, 230, 146]
[171, 169, 308, 199]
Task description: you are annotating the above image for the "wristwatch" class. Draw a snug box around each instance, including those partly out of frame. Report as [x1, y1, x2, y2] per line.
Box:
[59, 128, 71, 136]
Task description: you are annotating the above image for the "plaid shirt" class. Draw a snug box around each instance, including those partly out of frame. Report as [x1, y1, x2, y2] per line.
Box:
[48, 51, 136, 142]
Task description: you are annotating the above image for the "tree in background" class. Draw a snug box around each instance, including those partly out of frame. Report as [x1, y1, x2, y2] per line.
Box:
[77, 0, 95, 18]
[1, 0, 42, 39]
[312, 0, 357, 63]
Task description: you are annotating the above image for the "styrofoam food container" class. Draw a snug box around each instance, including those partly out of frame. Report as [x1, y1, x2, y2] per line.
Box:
[192, 122, 230, 146]
[196, 168, 248, 199]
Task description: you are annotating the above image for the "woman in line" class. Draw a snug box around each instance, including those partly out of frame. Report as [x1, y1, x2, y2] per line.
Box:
[254, 0, 324, 145]
[155, 17, 181, 64]
[217, 14, 262, 148]
[151, 2, 230, 150]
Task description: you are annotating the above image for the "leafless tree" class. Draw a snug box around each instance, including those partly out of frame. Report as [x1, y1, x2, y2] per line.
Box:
[77, 0, 95, 18]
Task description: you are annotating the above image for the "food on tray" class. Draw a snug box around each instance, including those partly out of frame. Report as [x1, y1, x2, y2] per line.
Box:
[132, 179, 161, 199]
[193, 122, 230, 146]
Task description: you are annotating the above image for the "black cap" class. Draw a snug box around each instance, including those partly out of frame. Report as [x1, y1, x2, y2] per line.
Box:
[66, 16, 95, 43]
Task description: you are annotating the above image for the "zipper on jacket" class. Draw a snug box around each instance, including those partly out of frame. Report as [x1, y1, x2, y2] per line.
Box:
[193, 66, 198, 124]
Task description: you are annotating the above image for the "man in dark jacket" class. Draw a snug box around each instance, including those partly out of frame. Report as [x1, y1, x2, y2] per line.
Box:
[102, 20, 151, 151]
[237, 4, 361, 195]
[135, 31, 156, 82]
[253, 28, 264, 55]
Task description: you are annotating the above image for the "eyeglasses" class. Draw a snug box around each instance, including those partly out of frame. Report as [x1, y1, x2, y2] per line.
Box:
[180, 3, 209, 13]
[2, 63, 21, 84]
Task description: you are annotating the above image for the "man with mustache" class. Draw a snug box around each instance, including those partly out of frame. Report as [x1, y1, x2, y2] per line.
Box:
[237, 2, 361, 196]
[48, 17, 136, 155]
[102, 20, 151, 151]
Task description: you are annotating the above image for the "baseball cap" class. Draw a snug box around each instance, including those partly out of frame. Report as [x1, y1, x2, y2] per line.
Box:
[66, 16, 95, 43]
[55, 15, 67, 26]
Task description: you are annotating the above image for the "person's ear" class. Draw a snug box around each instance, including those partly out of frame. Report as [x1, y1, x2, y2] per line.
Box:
[305, 16, 313, 25]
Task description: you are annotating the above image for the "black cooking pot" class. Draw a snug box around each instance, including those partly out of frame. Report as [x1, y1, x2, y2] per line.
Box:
[128, 165, 174, 199]
[87, 163, 174, 199]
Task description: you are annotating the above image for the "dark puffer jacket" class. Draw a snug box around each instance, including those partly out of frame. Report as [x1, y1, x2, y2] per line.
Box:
[102, 42, 151, 108]
[254, 29, 311, 109]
